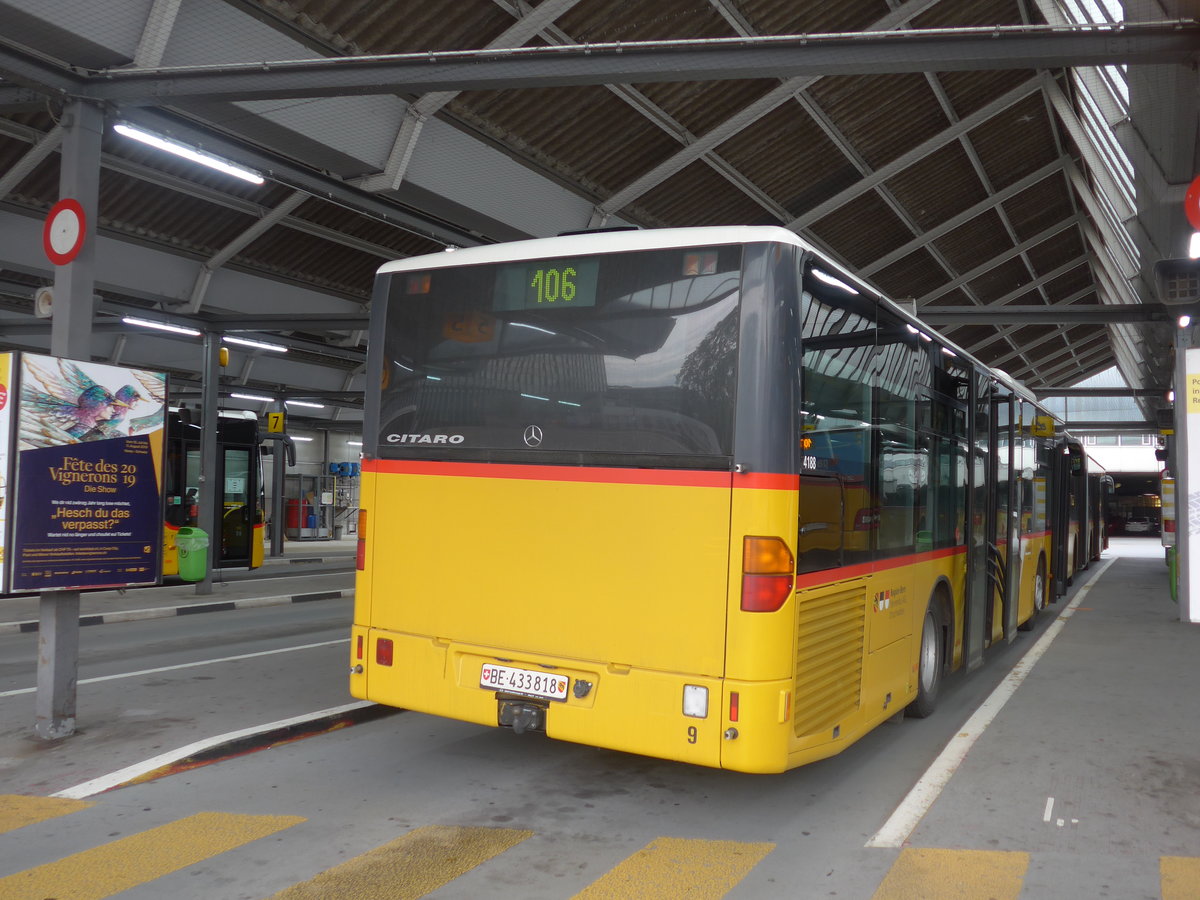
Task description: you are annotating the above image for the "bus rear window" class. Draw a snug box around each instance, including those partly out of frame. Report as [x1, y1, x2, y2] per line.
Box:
[375, 246, 742, 467]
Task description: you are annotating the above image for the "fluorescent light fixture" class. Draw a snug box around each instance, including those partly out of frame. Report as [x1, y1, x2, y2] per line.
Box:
[1168, 390, 1176, 403]
[223, 335, 287, 353]
[942, 347, 958, 357]
[1180, 315, 1192, 329]
[347, 440, 363, 447]
[1190, 232, 1200, 259]
[291, 436, 314, 442]
[230, 392, 273, 403]
[520, 393, 550, 402]
[811, 268, 859, 295]
[114, 123, 264, 185]
[122, 316, 201, 337]
[285, 399, 325, 409]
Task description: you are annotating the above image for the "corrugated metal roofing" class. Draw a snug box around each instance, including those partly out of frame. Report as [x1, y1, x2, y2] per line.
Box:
[0, 0, 1184, 424]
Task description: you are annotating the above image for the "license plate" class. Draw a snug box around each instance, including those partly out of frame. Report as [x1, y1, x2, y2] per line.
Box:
[480, 663, 568, 701]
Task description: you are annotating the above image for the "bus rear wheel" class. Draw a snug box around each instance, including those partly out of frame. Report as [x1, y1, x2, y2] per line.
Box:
[906, 601, 944, 719]
[1018, 557, 1047, 632]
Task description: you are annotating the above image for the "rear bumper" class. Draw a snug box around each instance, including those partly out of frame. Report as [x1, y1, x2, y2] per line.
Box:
[350, 625, 795, 773]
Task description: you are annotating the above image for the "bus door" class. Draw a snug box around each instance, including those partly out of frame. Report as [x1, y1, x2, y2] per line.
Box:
[219, 442, 256, 566]
[994, 393, 1021, 641]
[213, 418, 262, 568]
[1051, 442, 1083, 598]
[963, 372, 993, 671]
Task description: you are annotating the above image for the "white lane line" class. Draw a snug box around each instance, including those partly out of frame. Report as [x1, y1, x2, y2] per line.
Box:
[0, 639, 349, 699]
[0, 582, 352, 634]
[866, 557, 1116, 848]
[52, 700, 376, 800]
[1043, 797, 1055, 823]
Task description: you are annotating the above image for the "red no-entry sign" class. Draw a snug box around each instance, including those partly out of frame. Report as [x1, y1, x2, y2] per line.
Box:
[42, 198, 86, 266]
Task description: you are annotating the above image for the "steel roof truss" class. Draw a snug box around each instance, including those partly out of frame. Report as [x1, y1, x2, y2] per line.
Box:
[861, 158, 1066, 277]
[72, 23, 1200, 105]
[134, 0, 183, 69]
[917, 214, 1085, 305]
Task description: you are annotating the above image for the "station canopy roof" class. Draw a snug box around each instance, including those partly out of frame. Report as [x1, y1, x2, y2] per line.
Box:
[0, 0, 1196, 432]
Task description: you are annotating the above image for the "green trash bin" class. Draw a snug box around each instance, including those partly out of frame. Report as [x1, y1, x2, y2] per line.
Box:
[176, 527, 209, 582]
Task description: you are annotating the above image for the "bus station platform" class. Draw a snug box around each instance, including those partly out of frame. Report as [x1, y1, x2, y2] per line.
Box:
[865, 535, 1200, 898]
[2, 536, 1196, 898]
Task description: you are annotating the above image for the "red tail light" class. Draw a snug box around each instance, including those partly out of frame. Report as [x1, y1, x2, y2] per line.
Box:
[741, 575, 795, 611]
[376, 638, 393, 667]
[356, 634, 364, 660]
[356, 508, 367, 570]
[729, 691, 740, 722]
[741, 536, 794, 612]
[1165, 520, 1176, 533]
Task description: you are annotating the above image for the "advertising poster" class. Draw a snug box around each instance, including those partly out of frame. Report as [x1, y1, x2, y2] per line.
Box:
[9, 354, 167, 592]
[0, 353, 12, 594]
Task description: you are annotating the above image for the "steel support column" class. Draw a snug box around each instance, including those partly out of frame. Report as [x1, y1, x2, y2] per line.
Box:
[271, 400, 286, 559]
[34, 98, 104, 741]
[194, 333, 222, 595]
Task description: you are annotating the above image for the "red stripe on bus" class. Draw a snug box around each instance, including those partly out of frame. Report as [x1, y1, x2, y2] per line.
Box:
[363, 458, 733, 488]
[734, 472, 800, 490]
[364, 459, 813, 490]
[793, 545, 967, 590]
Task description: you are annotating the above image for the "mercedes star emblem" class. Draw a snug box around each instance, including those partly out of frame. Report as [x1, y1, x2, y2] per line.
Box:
[523, 425, 544, 448]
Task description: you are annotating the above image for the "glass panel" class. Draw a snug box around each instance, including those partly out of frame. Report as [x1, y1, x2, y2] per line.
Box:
[875, 314, 932, 559]
[221, 448, 252, 562]
[797, 265, 876, 573]
[378, 246, 742, 465]
[186, 449, 201, 527]
[995, 397, 1011, 551]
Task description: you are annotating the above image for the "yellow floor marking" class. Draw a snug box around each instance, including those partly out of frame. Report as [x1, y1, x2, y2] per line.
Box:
[871, 847, 1029, 900]
[1161, 856, 1200, 900]
[572, 837, 774, 900]
[0, 795, 93, 835]
[268, 825, 532, 899]
[0, 811, 303, 900]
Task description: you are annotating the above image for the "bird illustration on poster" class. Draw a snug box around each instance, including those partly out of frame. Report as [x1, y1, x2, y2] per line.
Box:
[17, 356, 166, 449]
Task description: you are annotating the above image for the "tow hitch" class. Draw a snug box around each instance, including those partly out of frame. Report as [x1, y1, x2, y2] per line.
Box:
[498, 699, 547, 734]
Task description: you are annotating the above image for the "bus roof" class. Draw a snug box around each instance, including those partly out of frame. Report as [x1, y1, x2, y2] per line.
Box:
[373, 225, 1068, 435]
[376, 225, 810, 276]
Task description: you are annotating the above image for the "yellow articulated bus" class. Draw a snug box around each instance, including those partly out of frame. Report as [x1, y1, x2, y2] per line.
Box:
[351, 226, 1098, 773]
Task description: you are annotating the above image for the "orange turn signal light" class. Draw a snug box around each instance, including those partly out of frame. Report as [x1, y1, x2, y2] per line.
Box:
[742, 536, 794, 574]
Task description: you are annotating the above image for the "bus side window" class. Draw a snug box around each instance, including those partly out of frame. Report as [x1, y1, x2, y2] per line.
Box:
[796, 264, 877, 574]
[873, 311, 930, 560]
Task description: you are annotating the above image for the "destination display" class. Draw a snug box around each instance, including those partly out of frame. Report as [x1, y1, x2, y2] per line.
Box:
[493, 258, 599, 311]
